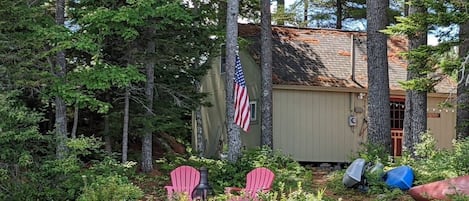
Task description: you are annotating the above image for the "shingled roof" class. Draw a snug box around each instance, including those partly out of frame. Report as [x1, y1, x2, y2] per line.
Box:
[239, 23, 456, 94]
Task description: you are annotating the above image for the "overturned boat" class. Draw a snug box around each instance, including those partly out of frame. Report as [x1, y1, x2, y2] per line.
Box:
[343, 158, 366, 188]
[408, 175, 469, 201]
[384, 165, 414, 190]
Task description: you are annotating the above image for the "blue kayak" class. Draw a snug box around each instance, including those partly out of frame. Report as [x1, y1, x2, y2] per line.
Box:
[384, 165, 414, 190]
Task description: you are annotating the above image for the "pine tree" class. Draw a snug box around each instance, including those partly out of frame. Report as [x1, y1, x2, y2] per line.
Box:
[287, 0, 400, 30]
[226, 0, 243, 162]
[261, 0, 273, 148]
[366, 0, 391, 153]
[457, 22, 469, 140]
[403, 2, 428, 155]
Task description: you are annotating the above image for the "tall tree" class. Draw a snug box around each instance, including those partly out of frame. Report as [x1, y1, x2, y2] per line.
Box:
[402, 1, 428, 155]
[55, 0, 68, 159]
[289, 0, 366, 29]
[226, 0, 243, 162]
[273, 0, 296, 25]
[288, 0, 400, 30]
[261, 0, 273, 148]
[142, 31, 155, 173]
[456, 21, 469, 140]
[122, 88, 130, 162]
[336, 0, 343, 29]
[304, 0, 309, 23]
[277, 0, 286, 25]
[386, 1, 469, 145]
[366, 0, 391, 152]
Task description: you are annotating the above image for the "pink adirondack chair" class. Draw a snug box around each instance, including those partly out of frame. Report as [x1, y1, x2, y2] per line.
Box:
[164, 165, 201, 201]
[225, 167, 275, 200]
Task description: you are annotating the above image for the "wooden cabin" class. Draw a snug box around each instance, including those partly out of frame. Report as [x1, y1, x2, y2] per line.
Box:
[192, 23, 457, 163]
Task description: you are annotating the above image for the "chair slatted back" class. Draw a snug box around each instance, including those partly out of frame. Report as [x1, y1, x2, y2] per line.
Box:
[244, 167, 275, 197]
[170, 166, 200, 198]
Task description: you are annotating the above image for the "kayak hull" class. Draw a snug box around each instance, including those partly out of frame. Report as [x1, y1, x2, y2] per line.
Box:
[384, 165, 414, 190]
[408, 175, 469, 201]
[343, 158, 366, 188]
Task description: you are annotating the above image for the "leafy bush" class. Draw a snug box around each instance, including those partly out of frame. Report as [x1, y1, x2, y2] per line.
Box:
[449, 137, 469, 175]
[237, 147, 314, 192]
[0, 131, 141, 201]
[396, 133, 469, 185]
[355, 142, 392, 167]
[78, 174, 143, 201]
[259, 182, 326, 201]
[193, 182, 327, 201]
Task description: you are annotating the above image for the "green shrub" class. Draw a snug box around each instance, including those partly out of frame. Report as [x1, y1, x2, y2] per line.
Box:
[449, 137, 469, 175]
[78, 174, 143, 201]
[236, 146, 314, 192]
[200, 182, 327, 201]
[398, 133, 469, 185]
[0, 132, 140, 200]
[258, 182, 326, 201]
[355, 142, 392, 167]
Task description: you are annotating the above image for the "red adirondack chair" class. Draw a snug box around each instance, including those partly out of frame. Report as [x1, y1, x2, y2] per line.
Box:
[225, 167, 275, 200]
[164, 165, 201, 201]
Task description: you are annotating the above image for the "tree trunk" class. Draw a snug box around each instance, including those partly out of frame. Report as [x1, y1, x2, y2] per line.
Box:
[336, 0, 342, 29]
[195, 106, 205, 157]
[261, 0, 273, 148]
[122, 88, 130, 162]
[226, 0, 242, 162]
[142, 38, 155, 172]
[304, 0, 309, 23]
[55, 0, 68, 159]
[403, 0, 409, 16]
[366, 0, 391, 153]
[190, 0, 206, 158]
[403, 4, 427, 155]
[104, 112, 112, 154]
[277, 0, 285, 25]
[71, 103, 78, 139]
[104, 93, 112, 154]
[456, 21, 469, 140]
[195, 80, 205, 157]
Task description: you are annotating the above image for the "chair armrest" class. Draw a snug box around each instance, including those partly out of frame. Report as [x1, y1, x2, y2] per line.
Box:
[260, 187, 271, 192]
[164, 186, 174, 200]
[225, 187, 243, 194]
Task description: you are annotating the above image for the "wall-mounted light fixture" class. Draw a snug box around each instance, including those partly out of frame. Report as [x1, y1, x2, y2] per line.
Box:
[358, 93, 365, 100]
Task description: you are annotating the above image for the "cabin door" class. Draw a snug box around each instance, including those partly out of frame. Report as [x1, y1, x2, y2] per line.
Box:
[390, 99, 405, 157]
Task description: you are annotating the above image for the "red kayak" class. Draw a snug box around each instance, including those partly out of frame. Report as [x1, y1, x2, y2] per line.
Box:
[408, 175, 469, 201]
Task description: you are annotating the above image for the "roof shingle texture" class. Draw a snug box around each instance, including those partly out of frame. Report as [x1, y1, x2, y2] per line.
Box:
[239, 23, 455, 93]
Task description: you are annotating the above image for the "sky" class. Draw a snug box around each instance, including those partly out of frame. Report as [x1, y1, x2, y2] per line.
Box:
[285, 0, 295, 6]
[278, 0, 439, 45]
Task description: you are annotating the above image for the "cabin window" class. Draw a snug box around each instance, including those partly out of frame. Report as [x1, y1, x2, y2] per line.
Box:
[220, 44, 226, 74]
[390, 100, 405, 129]
[250, 101, 257, 121]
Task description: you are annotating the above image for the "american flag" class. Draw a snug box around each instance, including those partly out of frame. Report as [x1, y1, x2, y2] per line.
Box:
[234, 54, 250, 132]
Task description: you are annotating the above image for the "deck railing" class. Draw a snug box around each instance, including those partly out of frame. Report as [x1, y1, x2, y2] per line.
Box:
[391, 129, 403, 157]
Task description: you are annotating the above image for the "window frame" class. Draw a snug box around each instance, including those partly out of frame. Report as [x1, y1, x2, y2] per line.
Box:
[220, 44, 226, 74]
[250, 100, 257, 122]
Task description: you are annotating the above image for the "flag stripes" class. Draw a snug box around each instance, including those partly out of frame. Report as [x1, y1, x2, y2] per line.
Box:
[234, 54, 250, 132]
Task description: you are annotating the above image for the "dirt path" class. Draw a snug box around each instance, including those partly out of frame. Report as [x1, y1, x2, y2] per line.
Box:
[311, 167, 331, 189]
